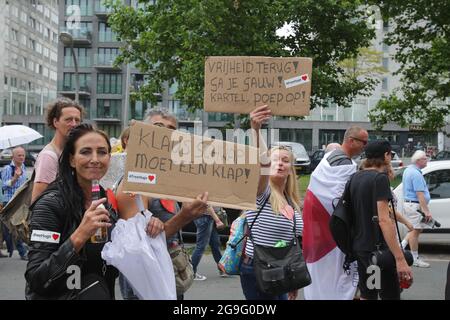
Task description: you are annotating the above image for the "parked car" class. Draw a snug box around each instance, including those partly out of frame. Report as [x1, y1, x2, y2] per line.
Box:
[431, 150, 450, 161]
[394, 160, 450, 238]
[310, 149, 325, 172]
[271, 141, 311, 174]
[353, 151, 403, 171]
[181, 207, 242, 243]
[0, 149, 37, 167]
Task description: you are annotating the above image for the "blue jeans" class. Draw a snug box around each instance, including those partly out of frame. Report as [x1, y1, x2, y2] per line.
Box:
[240, 260, 288, 300]
[118, 273, 139, 300]
[1, 222, 27, 258]
[191, 215, 222, 274]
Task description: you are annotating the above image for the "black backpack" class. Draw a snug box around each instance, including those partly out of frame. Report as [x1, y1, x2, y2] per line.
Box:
[329, 174, 355, 272]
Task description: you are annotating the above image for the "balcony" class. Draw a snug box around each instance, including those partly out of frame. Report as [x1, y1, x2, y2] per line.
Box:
[93, 54, 121, 70]
[58, 82, 91, 97]
[94, 107, 121, 122]
[95, 0, 122, 18]
[60, 27, 92, 45]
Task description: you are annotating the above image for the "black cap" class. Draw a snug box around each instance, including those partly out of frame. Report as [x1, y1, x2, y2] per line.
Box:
[364, 140, 392, 160]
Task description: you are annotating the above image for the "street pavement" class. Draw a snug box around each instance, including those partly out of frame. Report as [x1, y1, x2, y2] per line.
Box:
[1, 246, 448, 300]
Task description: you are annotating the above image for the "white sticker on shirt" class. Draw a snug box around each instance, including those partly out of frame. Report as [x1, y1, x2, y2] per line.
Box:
[31, 230, 61, 243]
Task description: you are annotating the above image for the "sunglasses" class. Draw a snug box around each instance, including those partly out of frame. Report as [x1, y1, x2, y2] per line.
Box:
[350, 136, 368, 145]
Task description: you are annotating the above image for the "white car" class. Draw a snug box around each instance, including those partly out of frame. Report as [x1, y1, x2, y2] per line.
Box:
[394, 160, 450, 234]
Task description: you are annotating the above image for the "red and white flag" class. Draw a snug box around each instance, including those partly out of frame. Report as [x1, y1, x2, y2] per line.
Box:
[302, 153, 358, 300]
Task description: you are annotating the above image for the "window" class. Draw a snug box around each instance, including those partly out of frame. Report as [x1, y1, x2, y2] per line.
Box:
[98, 22, 118, 42]
[382, 57, 389, 70]
[381, 77, 388, 90]
[21, 57, 27, 68]
[29, 38, 36, 50]
[64, 47, 91, 67]
[29, 17, 36, 29]
[78, 98, 90, 119]
[278, 129, 313, 151]
[425, 170, 450, 199]
[63, 73, 91, 91]
[20, 34, 27, 46]
[50, 51, 57, 62]
[319, 129, 346, 149]
[97, 74, 122, 94]
[4, 76, 8, 85]
[43, 46, 50, 58]
[383, 20, 389, 32]
[20, 11, 27, 23]
[97, 48, 119, 65]
[65, 21, 92, 39]
[29, 123, 49, 145]
[97, 124, 121, 139]
[36, 42, 42, 54]
[10, 28, 18, 41]
[10, 5, 19, 17]
[65, 0, 93, 16]
[97, 99, 121, 118]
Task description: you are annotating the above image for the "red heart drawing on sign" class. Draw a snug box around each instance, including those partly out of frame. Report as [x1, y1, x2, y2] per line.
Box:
[301, 75, 308, 81]
[148, 175, 155, 182]
[52, 234, 59, 241]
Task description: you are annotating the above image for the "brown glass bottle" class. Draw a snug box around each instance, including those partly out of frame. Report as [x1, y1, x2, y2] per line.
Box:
[90, 179, 108, 243]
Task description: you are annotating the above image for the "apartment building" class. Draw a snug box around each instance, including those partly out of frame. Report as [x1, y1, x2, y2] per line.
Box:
[0, 0, 59, 150]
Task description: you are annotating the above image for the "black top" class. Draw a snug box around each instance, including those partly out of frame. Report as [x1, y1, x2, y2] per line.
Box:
[349, 170, 392, 252]
[327, 149, 353, 166]
[26, 183, 118, 299]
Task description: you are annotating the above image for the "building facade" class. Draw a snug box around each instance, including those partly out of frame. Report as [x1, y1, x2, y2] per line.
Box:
[0, 0, 59, 150]
[57, 0, 202, 141]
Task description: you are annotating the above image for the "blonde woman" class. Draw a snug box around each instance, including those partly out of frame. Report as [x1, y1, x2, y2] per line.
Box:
[240, 105, 303, 300]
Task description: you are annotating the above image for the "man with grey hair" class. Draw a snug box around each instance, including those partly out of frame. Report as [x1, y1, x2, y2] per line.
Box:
[144, 108, 178, 130]
[401, 150, 432, 268]
[1, 146, 28, 260]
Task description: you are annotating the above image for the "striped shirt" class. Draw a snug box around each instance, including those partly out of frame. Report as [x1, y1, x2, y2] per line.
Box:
[244, 186, 303, 258]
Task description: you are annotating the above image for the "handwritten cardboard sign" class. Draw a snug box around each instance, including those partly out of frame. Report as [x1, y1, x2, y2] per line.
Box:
[123, 121, 259, 210]
[204, 56, 312, 116]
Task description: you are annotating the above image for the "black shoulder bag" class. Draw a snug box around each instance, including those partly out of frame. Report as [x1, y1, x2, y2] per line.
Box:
[249, 195, 311, 296]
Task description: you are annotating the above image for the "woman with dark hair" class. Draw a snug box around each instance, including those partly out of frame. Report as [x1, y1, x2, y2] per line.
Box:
[25, 123, 122, 299]
[25, 123, 209, 300]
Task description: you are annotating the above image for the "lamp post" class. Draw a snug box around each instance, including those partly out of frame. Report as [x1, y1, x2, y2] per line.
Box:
[59, 31, 79, 102]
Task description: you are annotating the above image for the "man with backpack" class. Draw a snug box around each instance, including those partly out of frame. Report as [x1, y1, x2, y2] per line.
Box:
[302, 126, 368, 299]
[349, 140, 413, 300]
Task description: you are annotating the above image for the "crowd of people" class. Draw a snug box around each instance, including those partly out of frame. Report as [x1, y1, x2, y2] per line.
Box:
[0, 97, 448, 300]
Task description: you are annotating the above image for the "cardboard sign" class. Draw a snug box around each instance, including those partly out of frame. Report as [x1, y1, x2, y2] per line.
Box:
[123, 122, 259, 210]
[204, 56, 312, 116]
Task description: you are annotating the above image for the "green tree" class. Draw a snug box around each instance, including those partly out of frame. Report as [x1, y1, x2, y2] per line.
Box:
[369, 0, 450, 132]
[107, 0, 375, 114]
